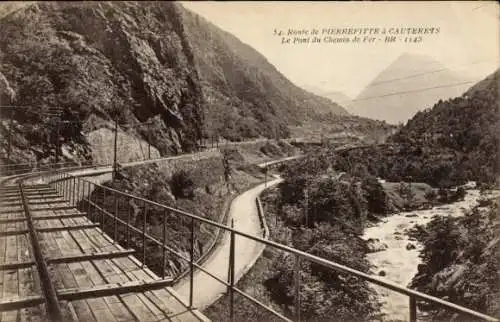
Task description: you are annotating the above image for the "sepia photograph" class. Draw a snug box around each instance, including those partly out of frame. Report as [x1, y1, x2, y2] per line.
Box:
[0, 1, 498, 321]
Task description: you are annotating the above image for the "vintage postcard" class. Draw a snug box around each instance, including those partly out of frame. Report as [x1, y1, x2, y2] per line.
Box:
[0, 1, 498, 322]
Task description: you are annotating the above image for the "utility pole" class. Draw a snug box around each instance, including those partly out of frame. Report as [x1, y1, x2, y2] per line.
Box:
[112, 117, 118, 181]
[6, 108, 14, 163]
[304, 187, 309, 227]
[407, 176, 413, 209]
[148, 133, 151, 160]
[55, 116, 61, 164]
[147, 118, 152, 160]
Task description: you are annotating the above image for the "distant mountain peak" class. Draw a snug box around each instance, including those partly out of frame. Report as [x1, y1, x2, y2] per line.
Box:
[347, 53, 472, 124]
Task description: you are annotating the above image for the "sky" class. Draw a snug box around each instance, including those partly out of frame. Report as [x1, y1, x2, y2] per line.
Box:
[180, 1, 499, 98]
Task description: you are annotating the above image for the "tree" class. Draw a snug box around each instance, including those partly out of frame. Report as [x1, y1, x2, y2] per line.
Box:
[170, 169, 194, 199]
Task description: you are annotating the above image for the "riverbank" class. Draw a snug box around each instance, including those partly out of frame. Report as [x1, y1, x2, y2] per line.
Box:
[362, 188, 491, 321]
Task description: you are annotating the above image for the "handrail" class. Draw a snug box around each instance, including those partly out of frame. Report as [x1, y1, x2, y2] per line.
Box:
[19, 183, 63, 321]
[49, 172, 500, 322]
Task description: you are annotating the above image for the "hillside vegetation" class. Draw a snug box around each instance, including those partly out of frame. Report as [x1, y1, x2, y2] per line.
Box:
[337, 69, 499, 187]
[207, 150, 392, 321]
[180, 7, 349, 141]
[0, 1, 395, 167]
[0, 2, 205, 164]
[408, 195, 500, 321]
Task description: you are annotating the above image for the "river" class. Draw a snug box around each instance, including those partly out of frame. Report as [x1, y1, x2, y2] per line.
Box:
[362, 188, 482, 322]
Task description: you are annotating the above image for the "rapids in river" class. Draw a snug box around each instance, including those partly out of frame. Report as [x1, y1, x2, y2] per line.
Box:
[362, 188, 482, 321]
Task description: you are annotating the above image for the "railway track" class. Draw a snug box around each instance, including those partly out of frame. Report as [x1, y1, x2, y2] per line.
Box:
[0, 176, 207, 321]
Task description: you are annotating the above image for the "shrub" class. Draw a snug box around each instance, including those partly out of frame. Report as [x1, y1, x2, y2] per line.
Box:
[170, 169, 195, 199]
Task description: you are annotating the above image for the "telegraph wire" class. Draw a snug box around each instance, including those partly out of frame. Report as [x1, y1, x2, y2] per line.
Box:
[367, 58, 499, 87]
[337, 80, 477, 105]
[313, 58, 499, 101]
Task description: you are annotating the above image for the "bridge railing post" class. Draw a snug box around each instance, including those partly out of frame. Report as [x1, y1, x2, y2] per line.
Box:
[113, 190, 119, 243]
[189, 216, 195, 308]
[142, 200, 148, 268]
[79, 180, 84, 212]
[86, 181, 92, 219]
[65, 176, 69, 201]
[228, 219, 235, 322]
[77, 178, 83, 210]
[295, 256, 301, 322]
[162, 209, 167, 279]
[126, 201, 132, 248]
[409, 295, 417, 322]
[72, 176, 76, 207]
[101, 187, 106, 232]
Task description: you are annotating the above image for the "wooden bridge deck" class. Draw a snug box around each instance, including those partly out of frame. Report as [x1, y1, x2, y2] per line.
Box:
[0, 184, 208, 322]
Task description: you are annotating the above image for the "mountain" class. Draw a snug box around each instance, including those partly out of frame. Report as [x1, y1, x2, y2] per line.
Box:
[323, 91, 352, 107]
[389, 68, 499, 185]
[179, 7, 349, 140]
[348, 53, 474, 124]
[301, 84, 352, 106]
[0, 1, 355, 166]
[0, 1, 206, 164]
[338, 69, 499, 187]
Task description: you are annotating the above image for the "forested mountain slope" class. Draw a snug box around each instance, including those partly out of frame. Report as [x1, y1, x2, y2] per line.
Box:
[0, 1, 394, 166]
[338, 69, 499, 187]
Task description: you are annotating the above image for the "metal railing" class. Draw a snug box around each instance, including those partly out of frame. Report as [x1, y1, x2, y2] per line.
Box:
[44, 172, 499, 322]
[0, 161, 94, 176]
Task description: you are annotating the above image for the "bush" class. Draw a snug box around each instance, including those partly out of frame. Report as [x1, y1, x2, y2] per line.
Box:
[425, 189, 437, 201]
[170, 169, 195, 199]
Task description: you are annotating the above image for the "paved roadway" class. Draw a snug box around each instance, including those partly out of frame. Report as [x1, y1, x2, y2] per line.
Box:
[173, 177, 283, 311]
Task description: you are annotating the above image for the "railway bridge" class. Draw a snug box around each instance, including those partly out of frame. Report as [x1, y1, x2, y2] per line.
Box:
[1, 148, 498, 322]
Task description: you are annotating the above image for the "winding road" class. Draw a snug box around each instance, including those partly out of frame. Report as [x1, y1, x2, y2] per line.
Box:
[173, 177, 283, 311]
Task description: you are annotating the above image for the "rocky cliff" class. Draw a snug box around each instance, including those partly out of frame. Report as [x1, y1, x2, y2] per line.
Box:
[0, 1, 390, 167]
[0, 1, 205, 165]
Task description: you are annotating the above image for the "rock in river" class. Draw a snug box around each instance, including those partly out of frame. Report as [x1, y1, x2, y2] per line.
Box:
[366, 238, 388, 253]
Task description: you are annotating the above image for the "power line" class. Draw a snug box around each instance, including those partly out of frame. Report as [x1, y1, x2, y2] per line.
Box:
[314, 58, 498, 101]
[367, 58, 499, 87]
[340, 80, 477, 105]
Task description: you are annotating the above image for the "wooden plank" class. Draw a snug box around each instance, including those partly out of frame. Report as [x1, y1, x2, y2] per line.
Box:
[84, 227, 117, 253]
[0, 295, 44, 311]
[0, 261, 34, 271]
[1, 200, 65, 207]
[46, 249, 135, 265]
[3, 236, 19, 299]
[69, 261, 116, 319]
[0, 230, 29, 236]
[71, 238, 136, 321]
[28, 206, 74, 212]
[15, 230, 40, 321]
[37, 223, 99, 233]
[32, 213, 86, 221]
[68, 229, 98, 254]
[0, 235, 6, 296]
[58, 279, 174, 301]
[23, 194, 64, 200]
[93, 258, 161, 321]
[1, 194, 61, 202]
[0, 216, 27, 236]
[76, 229, 155, 321]
[0, 218, 26, 224]
[38, 228, 97, 322]
[55, 226, 122, 321]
